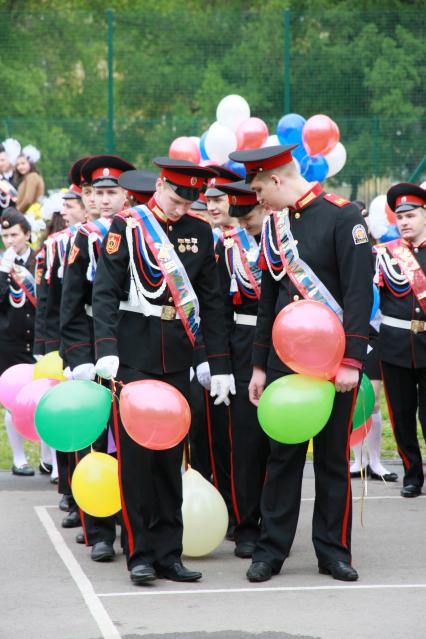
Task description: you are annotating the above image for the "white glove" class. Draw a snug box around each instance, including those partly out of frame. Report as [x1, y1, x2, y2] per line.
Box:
[210, 374, 234, 406]
[0, 248, 15, 274]
[71, 363, 96, 381]
[63, 366, 73, 380]
[190, 367, 195, 381]
[95, 355, 119, 380]
[196, 361, 211, 390]
[33, 354, 43, 362]
[229, 373, 236, 397]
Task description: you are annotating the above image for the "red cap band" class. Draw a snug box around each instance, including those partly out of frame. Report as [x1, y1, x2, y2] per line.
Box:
[161, 168, 204, 189]
[92, 167, 123, 182]
[245, 149, 294, 175]
[69, 183, 82, 194]
[395, 194, 426, 208]
[227, 193, 258, 206]
[206, 176, 236, 188]
[128, 190, 150, 204]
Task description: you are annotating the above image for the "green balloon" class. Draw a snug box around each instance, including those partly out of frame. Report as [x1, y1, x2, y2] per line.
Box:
[35, 380, 112, 452]
[257, 374, 336, 444]
[352, 374, 375, 429]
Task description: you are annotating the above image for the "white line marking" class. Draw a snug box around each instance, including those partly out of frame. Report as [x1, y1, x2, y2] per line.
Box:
[35, 506, 121, 639]
[96, 583, 426, 598]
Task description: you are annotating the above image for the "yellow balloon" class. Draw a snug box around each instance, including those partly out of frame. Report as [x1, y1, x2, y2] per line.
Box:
[182, 468, 228, 557]
[34, 351, 66, 381]
[71, 452, 121, 518]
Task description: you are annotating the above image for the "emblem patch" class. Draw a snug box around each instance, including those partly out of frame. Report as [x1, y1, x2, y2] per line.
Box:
[68, 244, 80, 264]
[352, 224, 368, 245]
[106, 232, 121, 254]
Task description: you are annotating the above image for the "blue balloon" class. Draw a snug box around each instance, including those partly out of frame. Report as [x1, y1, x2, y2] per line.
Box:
[300, 154, 329, 183]
[224, 160, 246, 178]
[276, 113, 306, 145]
[292, 143, 308, 162]
[379, 224, 400, 243]
[199, 131, 209, 161]
[370, 284, 380, 321]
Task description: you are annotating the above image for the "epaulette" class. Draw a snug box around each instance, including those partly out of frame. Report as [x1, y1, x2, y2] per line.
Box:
[323, 193, 351, 207]
[115, 210, 131, 222]
[187, 212, 211, 226]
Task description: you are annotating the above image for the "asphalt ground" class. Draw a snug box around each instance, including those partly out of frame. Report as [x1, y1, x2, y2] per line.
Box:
[1, 460, 425, 639]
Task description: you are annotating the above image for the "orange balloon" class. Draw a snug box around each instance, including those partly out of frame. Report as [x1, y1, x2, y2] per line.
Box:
[236, 117, 269, 150]
[169, 137, 201, 164]
[302, 114, 340, 156]
[119, 380, 191, 450]
[350, 416, 372, 447]
[272, 300, 345, 380]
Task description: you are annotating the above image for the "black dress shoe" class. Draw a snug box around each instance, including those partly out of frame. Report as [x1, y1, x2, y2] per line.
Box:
[61, 510, 81, 528]
[50, 476, 59, 485]
[91, 541, 115, 562]
[234, 541, 256, 559]
[246, 561, 273, 582]
[59, 495, 74, 512]
[401, 484, 422, 498]
[319, 560, 358, 581]
[130, 563, 157, 584]
[12, 464, 35, 476]
[367, 466, 398, 482]
[157, 561, 202, 582]
[39, 461, 53, 475]
[75, 532, 86, 544]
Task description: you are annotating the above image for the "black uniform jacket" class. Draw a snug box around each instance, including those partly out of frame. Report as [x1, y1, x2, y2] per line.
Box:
[0, 249, 36, 352]
[376, 240, 426, 368]
[252, 186, 373, 373]
[92, 199, 231, 377]
[34, 247, 48, 356]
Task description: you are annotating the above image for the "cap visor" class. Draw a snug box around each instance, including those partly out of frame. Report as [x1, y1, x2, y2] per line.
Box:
[205, 187, 226, 197]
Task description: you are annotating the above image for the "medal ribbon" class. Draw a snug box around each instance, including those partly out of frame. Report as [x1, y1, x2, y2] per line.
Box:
[129, 205, 200, 346]
[224, 227, 261, 300]
[384, 239, 426, 313]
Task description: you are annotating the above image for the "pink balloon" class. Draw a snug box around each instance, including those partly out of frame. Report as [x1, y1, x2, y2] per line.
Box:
[0, 363, 35, 410]
[236, 117, 269, 150]
[120, 380, 191, 450]
[302, 114, 340, 156]
[12, 378, 59, 441]
[350, 417, 372, 447]
[272, 300, 345, 380]
[169, 137, 201, 164]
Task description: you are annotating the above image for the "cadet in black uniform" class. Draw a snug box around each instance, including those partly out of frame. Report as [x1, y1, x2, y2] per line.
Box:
[216, 180, 270, 559]
[376, 183, 426, 498]
[229, 145, 373, 583]
[92, 158, 233, 585]
[0, 208, 36, 475]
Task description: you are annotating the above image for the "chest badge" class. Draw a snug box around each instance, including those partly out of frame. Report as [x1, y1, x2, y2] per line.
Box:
[106, 232, 121, 255]
[352, 224, 368, 245]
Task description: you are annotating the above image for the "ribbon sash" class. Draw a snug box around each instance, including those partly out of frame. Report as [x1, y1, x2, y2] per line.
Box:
[224, 227, 261, 300]
[272, 209, 343, 320]
[130, 205, 200, 346]
[385, 239, 426, 313]
[10, 265, 37, 307]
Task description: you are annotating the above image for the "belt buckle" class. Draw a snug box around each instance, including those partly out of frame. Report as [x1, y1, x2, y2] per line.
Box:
[161, 305, 176, 320]
[411, 319, 425, 333]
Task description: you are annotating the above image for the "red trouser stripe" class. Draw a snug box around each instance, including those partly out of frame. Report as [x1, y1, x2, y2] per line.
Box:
[380, 363, 411, 469]
[227, 406, 241, 523]
[341, 388, 357, 550]
[204, 389, 218, 488]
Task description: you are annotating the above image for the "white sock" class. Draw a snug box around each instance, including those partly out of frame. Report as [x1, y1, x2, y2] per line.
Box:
[40, 440, 52, 465]
[351, 433, 368, 472]
[4, 410, 27, 467]
[367, 410, 391, 476]
[50, 448, 58, 479]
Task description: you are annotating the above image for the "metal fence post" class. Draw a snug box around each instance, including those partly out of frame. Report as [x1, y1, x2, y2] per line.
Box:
[284, 9, 291, 114]
[106, 8, 115, 153]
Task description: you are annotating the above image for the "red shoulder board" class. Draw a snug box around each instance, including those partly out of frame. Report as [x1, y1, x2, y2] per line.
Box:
[115, 209, 131, 221]
[187, 212, 211, 225]
[323, 193, 351, 207]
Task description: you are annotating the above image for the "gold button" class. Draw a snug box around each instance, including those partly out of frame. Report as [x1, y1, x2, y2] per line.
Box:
[293, 294, 300, 301]
[416, 307, 420, 313]
[414, 247, 419, 253]
[294, 239, 298, 245]
[168, 225, 173, 231]
[295, 212, 301, 219]
[168, 297, 173, 303]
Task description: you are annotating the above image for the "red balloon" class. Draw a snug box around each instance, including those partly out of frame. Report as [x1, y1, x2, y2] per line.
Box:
[169, 137, 201, 164]
[236, 117, 269, 150]
[350, 416, 372, 447]
[119, 380, 191, 450]
[385, 201, 397, 225]
[12, 378, 59, 442]
[302, 114, 340, 156]
[272, 300, 345, 380]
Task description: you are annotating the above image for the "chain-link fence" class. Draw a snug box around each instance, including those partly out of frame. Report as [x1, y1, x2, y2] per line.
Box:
[1, 6, 425, 201]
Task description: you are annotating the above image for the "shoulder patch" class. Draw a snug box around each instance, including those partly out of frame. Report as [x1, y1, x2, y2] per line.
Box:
[187, 212, 211, 226]
[68, 244, 80, 265]
[323, 193, 351, 207]
[106, 232, 122, 255]
[352, 224, 369, 245]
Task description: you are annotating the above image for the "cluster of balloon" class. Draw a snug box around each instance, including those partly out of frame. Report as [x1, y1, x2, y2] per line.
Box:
[350, 374, 375, 446]
[167, 96, 345, 186]
[367, 194, 399, 243]
[182, 468, 228, 557]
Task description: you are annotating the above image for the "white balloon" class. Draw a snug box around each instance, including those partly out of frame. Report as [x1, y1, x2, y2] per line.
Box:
[204, 121, 237, 165]
[216, 94, 250, 132]
[368, 194, 388, 240]
[263, 134, 280, 148]
[182, 468, 228, 557]
[325, 142, 347, 178]
[420, 181, 426, 190]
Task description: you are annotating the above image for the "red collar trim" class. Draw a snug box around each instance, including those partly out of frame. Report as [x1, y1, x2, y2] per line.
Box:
[148, 196, 168, 223]
[292, 182, 323, 212]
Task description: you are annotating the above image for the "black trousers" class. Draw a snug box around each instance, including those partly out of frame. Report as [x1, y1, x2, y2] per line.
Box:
[252, 368, 356, 573]
[381, 361, 426, 488]
[115, 366, 190, 570]
[230, 377, 270, 544]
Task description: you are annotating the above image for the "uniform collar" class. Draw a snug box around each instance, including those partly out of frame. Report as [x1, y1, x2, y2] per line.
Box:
[12, 246, 31, 264]
[148, 196, 168, 223]
[290, 182, 323, 213]
[401, 237, 426, 250]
